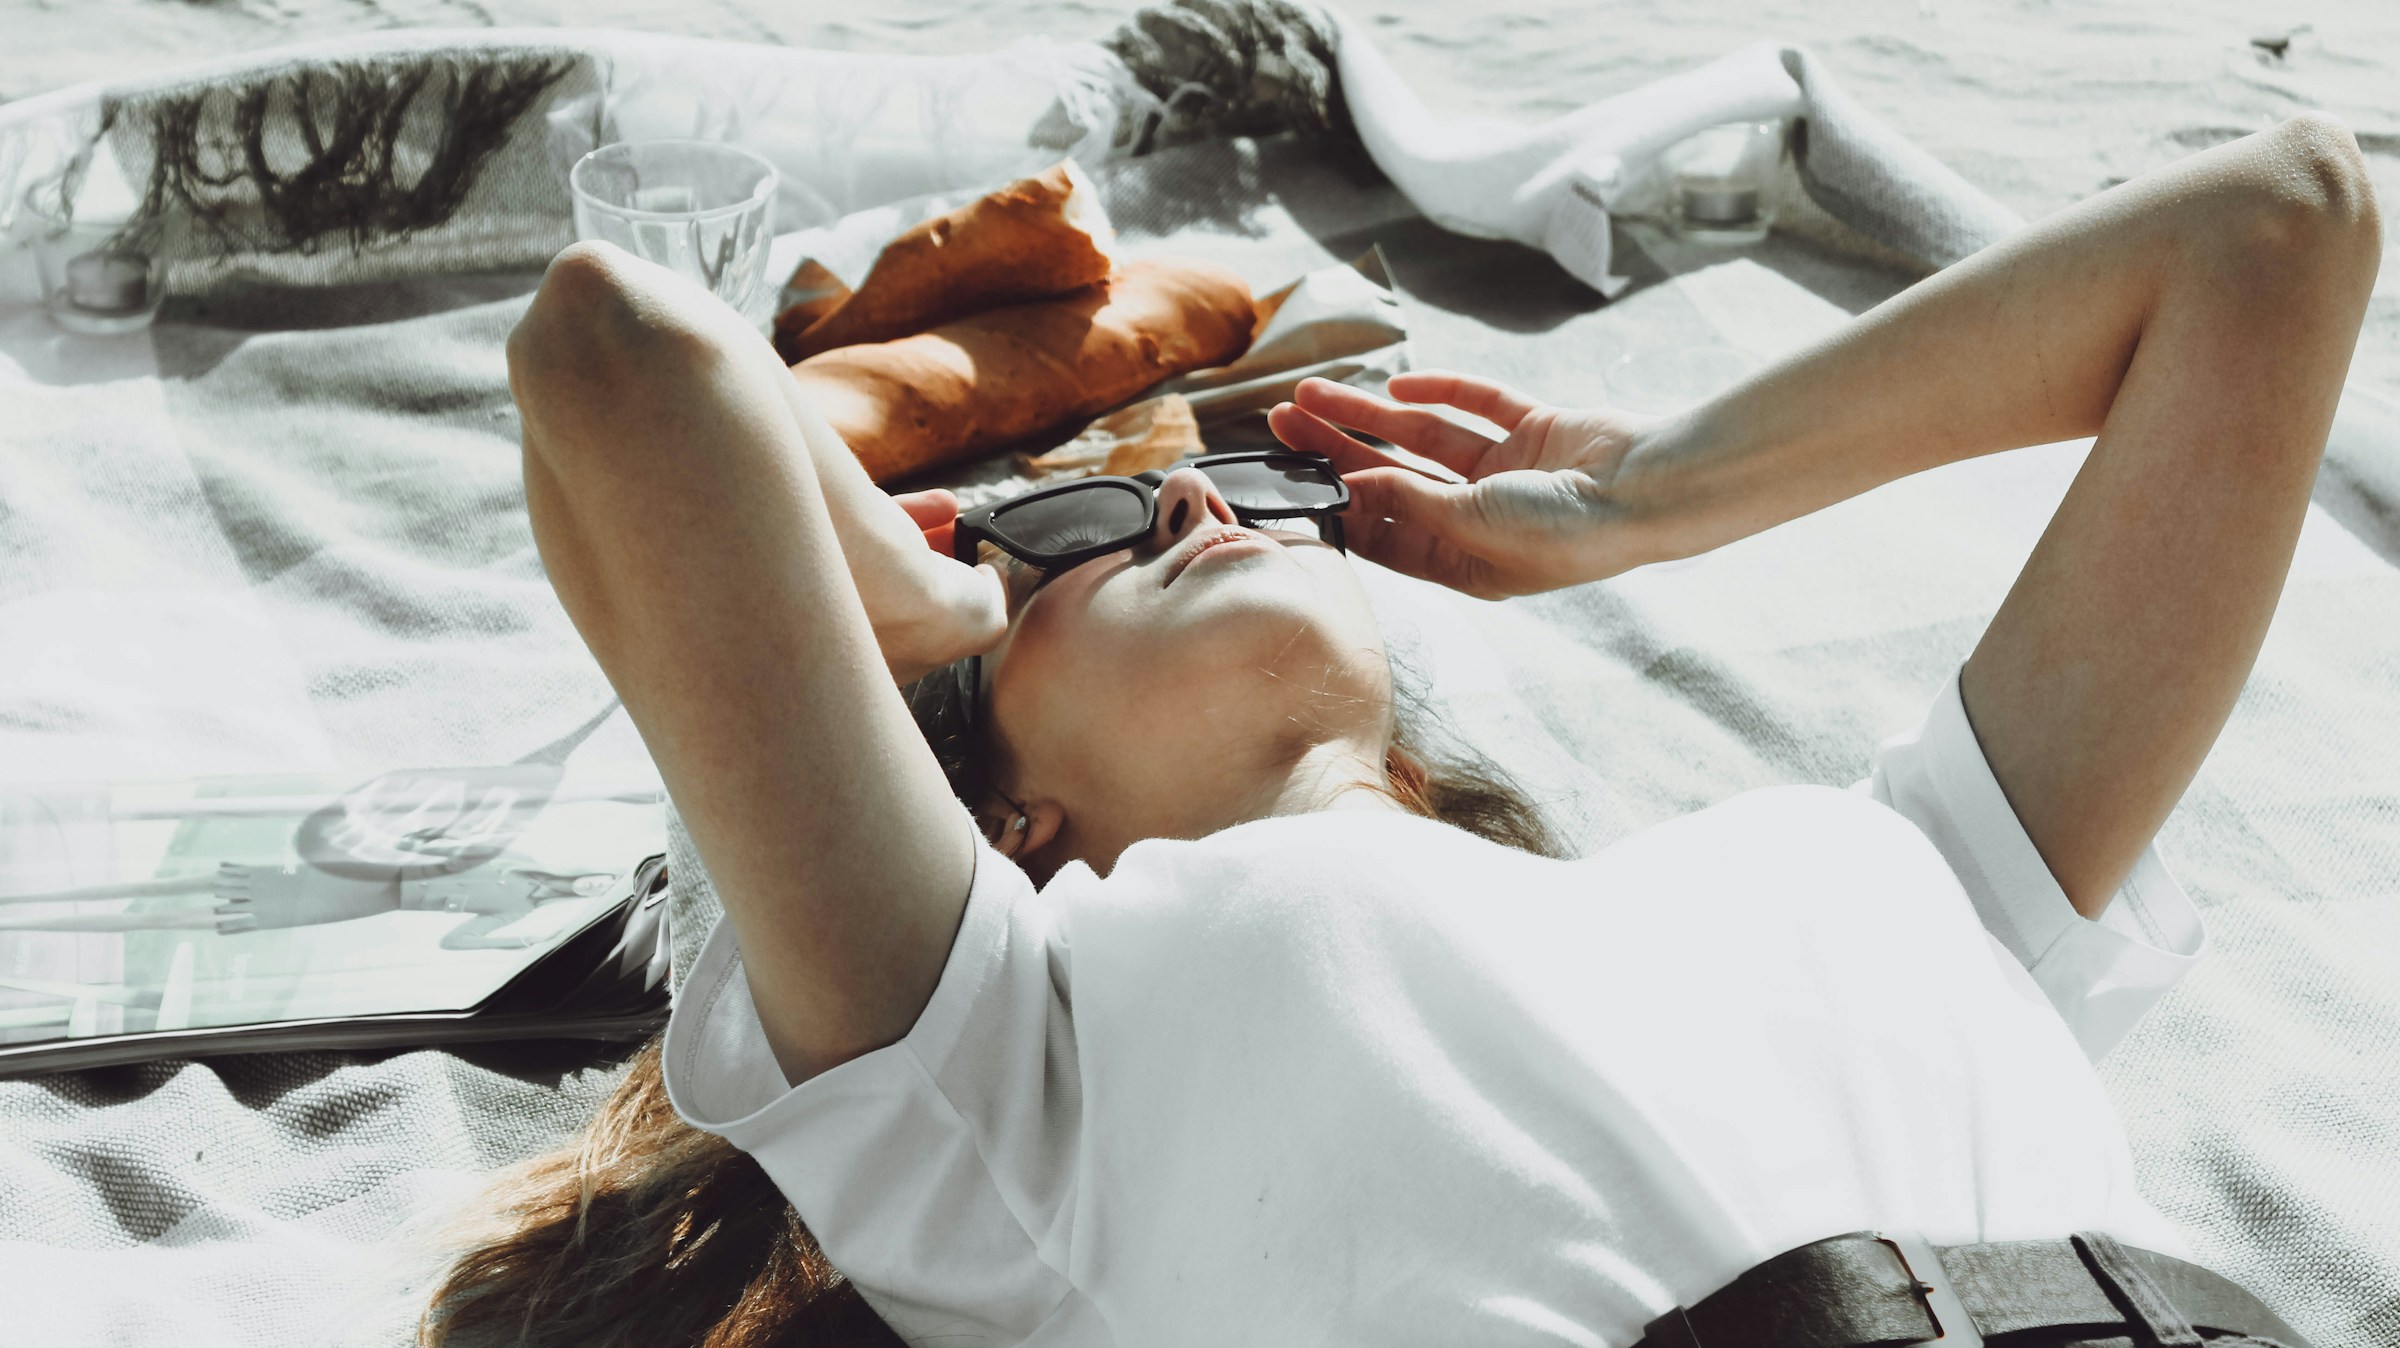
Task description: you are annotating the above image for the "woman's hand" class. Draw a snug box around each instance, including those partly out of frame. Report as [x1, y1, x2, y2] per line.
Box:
[842, 486, 1008, 688]
[1268, 373, 1665, 598]
[761, 368, 1007, 688]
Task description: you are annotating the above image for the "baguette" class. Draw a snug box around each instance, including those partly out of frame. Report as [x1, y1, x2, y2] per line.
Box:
[777, 160, 1117, 362]
[791, 259, 1255, 483]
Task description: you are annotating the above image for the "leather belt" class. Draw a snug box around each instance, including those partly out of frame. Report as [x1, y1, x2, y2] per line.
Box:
[1632, 1230, 2311, 1347]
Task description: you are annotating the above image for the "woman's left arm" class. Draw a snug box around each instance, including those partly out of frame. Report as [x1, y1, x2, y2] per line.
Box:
[510, 242, 987, 1087]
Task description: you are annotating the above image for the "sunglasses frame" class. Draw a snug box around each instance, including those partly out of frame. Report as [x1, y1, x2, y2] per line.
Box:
[950, 449, 1351, 570]
[943, 450, 1352, 833]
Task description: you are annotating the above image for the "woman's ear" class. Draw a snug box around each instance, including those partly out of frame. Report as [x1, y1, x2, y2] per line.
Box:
[1010, 798, 1066, 863]
[979, 792, 1067, 868]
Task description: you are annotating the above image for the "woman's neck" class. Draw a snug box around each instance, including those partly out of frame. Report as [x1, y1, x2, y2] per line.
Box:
[1071, 738, 1403, 878]
[1248, 738, 1411, 820]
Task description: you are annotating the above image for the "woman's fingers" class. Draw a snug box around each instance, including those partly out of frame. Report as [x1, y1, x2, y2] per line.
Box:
[892, 488, 959, 553]
[1289, 378, 1496, 475]
[1268, 401, 1412, 474]
[925, 556, 1006, 646]
[884, 558, 1007, 685]
[1384, 370, 1542, 431]
[865, 484, 1006, 677]
[893, 488, 957, 529]
[952, 562, 1008, 649]
[1339, 467, 1504, 598]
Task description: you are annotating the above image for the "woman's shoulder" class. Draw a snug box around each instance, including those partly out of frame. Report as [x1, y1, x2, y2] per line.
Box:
[1701, 781, 1921, 836]
[1043, 786, 1945, 914]
[1637, 781, 1922, 841]
[1066, 785, 1923, 876]
[1581, 782, 1970, 930]
[1070, 802, 1488, 868]
[1045, 803, 1541, 911]
[1584, 782, 1952, 883]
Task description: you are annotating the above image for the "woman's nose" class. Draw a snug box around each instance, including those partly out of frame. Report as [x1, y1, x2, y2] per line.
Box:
[1147, 467, 1238, 552]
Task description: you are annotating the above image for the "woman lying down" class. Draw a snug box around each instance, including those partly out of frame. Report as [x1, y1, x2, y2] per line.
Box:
[421, 115, 2376, 1348]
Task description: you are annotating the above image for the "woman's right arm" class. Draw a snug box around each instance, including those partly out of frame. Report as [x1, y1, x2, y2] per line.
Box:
[510, 242, 979, 1088]
[1276, 114, 2378, 921]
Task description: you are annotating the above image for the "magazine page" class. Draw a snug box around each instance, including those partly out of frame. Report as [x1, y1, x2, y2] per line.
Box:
[0, 759, 667, 1049]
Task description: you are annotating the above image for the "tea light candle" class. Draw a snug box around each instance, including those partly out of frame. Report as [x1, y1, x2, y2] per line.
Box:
[66, 252, 149, 314]
[1680, 181, 1759, 226]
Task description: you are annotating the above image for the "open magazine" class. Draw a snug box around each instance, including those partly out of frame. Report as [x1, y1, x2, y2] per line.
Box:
[0, 760, 673, 1075]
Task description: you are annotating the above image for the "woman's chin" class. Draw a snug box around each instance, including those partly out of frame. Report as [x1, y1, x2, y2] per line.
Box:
[1156, 559, 1342, 633]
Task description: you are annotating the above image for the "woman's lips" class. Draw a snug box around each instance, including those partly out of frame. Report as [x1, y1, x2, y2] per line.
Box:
[1164, 526, 1270, 587]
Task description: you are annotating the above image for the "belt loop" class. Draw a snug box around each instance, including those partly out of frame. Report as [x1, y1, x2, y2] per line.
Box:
[2073, 1231, 2205, 1348]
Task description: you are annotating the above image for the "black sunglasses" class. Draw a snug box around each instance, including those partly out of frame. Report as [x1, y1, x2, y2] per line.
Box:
[950, 449, 1351, 570]
[943, 450, 1352, 833]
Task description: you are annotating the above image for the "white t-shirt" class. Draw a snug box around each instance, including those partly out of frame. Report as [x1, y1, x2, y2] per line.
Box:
[662, 669, 2206, 1347]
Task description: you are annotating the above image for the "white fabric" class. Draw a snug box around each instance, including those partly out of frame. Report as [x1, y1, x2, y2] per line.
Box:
[662, 667, 2204, 1347]
[0, 23, 2387, 1347]
[1330, 24, 1804, 298]
[1326, 8, 2027, 297]
[1856, 672, 2205, 1062]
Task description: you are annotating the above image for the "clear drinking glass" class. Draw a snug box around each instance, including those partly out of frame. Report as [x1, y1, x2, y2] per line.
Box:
[570, 140, 779, 324]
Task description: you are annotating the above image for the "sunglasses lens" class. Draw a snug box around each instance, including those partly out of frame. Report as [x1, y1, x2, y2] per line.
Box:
[988, 481, 1151, 559]
[1198, 458, 1343, 513]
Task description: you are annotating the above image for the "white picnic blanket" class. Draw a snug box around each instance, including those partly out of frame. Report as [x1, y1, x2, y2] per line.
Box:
[1, 5, 2394, 1345]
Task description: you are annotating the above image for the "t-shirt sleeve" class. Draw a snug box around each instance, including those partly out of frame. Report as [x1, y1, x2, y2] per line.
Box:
[656, 803, 1098, 1347]
[1852, 668, 2206, 1062]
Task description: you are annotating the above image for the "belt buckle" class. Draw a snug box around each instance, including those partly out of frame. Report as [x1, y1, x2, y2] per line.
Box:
[1869, 1232, 1986, 1347]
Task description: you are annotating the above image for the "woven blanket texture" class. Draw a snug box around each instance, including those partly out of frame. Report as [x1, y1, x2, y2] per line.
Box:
[1, 8, 2394, 1345]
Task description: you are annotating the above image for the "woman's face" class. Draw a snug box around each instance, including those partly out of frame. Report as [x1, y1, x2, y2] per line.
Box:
[976, 467, 1395, 869]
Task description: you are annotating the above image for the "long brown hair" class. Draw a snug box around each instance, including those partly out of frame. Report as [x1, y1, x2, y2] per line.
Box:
[419, 659, 1563, 1348]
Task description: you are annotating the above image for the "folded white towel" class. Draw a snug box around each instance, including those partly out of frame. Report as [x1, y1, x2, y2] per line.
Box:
[1326, 9, 2021, 294]
[1331, 22, 1804, 295]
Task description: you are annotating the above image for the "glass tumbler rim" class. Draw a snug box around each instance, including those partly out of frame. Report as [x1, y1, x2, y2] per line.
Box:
[569, 138, 780, 223]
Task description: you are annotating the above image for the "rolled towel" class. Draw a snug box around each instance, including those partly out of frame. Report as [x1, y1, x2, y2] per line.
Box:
[776, 160, 1118, 362]
[792, 259, 1256, 483]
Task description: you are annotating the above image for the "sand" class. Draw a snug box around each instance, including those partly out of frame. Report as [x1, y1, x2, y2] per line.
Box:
[1, 0, 2393, 397]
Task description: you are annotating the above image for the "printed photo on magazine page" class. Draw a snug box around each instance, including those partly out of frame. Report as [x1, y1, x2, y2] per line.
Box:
[0, 761, 667, 1048]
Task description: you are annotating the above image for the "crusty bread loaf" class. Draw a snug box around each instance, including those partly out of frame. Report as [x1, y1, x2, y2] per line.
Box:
[791, 259, 1256, 483]
[776, 160, 1117, 363]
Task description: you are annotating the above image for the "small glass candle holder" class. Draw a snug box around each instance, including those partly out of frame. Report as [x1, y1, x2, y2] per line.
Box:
[22, 174, 173, 336]
[1663, 119, 1786, 246]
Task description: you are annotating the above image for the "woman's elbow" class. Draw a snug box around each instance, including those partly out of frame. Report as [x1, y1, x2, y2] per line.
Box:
[2200, 113, 2382, 290]
[507, 241, 736, 436]
[2276, 113, 2379, 226]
